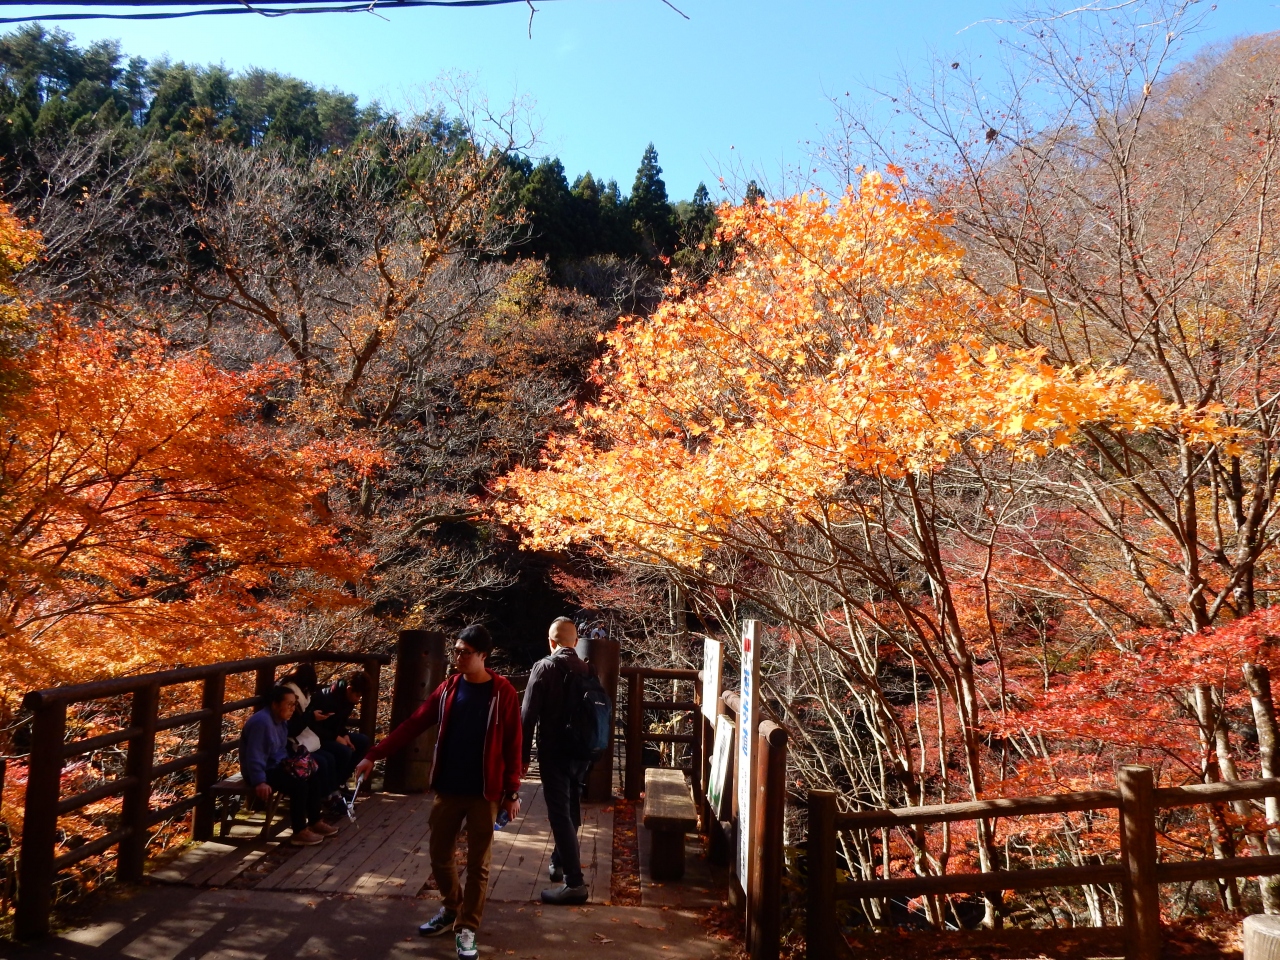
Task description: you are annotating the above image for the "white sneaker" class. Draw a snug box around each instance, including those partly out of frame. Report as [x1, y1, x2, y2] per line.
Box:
[419, 907, 456, 936]
[456, 927, 478, 959]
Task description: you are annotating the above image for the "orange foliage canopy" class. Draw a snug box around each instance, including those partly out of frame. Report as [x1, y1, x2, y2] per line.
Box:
[497, 174, 1231, 566]
[0, 208, 366, 695]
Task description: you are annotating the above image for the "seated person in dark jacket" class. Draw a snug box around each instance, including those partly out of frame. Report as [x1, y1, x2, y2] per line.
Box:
[311, 670, 372, 785]
[240, 686, 337, 846]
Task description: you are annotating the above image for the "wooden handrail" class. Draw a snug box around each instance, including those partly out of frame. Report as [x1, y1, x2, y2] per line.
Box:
[835, 863, 1126, 900]
[22, 651, 389, 710]
[642, 699, 698, 712]
[15, 650, 390, 940]
[1155, 777, 1280, 808]
[807, 769, 1280, 960]
[620, 666, 700, 681]
[835, 789, 1121, 831]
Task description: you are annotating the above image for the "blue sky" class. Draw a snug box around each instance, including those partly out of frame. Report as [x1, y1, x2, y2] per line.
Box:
[4, 0, 1277, 200]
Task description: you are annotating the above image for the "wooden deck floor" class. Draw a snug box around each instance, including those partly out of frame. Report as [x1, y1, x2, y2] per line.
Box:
[150, 781, 613, 903]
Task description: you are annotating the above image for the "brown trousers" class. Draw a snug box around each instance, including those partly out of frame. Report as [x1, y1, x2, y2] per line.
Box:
[429, 791, 498, 931]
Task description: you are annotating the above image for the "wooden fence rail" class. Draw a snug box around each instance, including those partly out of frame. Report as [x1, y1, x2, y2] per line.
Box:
[15, 650, 389, 940]
[620, 665, 702, 802]
[807, 764, 1280, 960]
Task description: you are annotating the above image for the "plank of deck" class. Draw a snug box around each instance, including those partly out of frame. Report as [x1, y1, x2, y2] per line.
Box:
[203, 845, 274, 888]
[487, 782, 555, 902]
[148, 842, 238, 885]
[347, 803, 433, 896]
[160, 787, 613, 903]
[256, 792, 418, 892]
[181, 844, 269, 889]
[311, 793, 430, 893]
[266, 793, 407, 890]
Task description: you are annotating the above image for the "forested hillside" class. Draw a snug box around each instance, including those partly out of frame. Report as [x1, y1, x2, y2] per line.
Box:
[0, 24, 725, 702]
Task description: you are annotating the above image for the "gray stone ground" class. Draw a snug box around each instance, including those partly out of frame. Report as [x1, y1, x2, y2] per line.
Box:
[0, 884, 738, 960]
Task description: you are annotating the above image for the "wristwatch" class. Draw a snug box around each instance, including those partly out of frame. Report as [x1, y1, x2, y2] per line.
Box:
[506, 791, 520, 802]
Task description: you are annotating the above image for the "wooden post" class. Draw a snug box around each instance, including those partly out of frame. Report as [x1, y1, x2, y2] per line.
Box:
[254, 664, 275, 705]
[626, 671, 644, 801]
[385, 629, 428, 792]
[117, 683, 160, 881]
[359, 661, 382, 744]
[807, 790, 838, 960]
[15, 701, 67, 939]
[579, 635, 620, 802]
[384, 630, 444, 794]
[1120, 764, 1159, 960]
[750, 721, 787, 960]
[1244, 914, 1280, 960]
[193, 672, 226, 840]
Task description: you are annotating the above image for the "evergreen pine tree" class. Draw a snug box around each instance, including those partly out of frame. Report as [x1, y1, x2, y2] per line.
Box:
[627, 142, 676, 256]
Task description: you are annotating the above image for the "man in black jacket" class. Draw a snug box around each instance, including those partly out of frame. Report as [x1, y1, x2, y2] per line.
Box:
[311, 671, 372, 785]
[521, 616, 590, 905]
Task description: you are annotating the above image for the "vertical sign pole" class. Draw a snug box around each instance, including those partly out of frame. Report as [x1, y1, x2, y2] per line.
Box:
[737, 620, 761, 912]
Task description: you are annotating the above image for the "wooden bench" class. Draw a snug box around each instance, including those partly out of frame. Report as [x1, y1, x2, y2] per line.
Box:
[208, 774, 280, 838]
[643, 768, 698, 881]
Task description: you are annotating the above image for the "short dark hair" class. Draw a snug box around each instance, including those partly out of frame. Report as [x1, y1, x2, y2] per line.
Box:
[347, 670, 372, 696]
[268, 685, 296, 705]
[458, 623, 493, 655]
[280, 662, 318, 694]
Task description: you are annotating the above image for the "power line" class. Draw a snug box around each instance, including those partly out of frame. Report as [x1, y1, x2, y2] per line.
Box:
[0, 0, 547, 23]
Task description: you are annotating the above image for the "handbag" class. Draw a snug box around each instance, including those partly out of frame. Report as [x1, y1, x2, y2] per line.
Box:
[282, 748, 319, 779]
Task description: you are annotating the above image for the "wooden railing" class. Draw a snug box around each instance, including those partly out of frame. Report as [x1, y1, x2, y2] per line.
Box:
[14, 650, 389, 940]
[620, 665, 702, 802]
[807, 765, 1280, 960]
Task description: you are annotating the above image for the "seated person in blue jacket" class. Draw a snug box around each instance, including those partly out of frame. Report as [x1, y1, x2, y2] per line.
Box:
[311, 670, 372, 785]
[240, 685, 338, 846]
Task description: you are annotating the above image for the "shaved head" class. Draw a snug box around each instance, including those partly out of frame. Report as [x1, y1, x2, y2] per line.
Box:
[548, 617, 578, 648]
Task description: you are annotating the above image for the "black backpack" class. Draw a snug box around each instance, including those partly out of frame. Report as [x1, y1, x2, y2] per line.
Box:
[557, 660, 612, 762]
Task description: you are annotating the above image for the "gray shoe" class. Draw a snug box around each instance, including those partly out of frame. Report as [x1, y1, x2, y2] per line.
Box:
[548, 862, 564, 883]
[418, 907, 456, 936]
[541, 883, 589, 905]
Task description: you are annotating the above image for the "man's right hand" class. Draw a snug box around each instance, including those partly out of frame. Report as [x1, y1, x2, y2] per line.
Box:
[354, 758, 374, 781]
[254, 782, 272, 802]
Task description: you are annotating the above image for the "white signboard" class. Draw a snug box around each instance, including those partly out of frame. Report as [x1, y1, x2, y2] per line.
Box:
[707, 715, 734, 821]
[736, 620, 760, 886]
[701, 638, 723, 723]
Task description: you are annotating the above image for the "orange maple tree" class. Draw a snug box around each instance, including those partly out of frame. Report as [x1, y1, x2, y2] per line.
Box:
[0, 205, 368, 700]
[496, 176, 1240, 913]
[498, 175, 1227, 567]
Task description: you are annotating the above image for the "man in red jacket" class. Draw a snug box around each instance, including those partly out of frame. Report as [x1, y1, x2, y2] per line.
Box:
[355, 624, 522, 960]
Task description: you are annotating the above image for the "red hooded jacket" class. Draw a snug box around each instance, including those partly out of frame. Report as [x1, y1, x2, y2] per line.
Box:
[365, 671, 522, 803]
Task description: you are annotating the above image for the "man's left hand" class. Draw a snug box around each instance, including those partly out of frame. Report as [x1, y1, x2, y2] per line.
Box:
[501, 795, 521, 822]
[336, 735, 351, 747]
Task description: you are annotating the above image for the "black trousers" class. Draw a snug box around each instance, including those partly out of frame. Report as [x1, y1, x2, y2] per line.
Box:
[321, 731, 370, 785]
[265, 764, 322, 832]
[540, 756, 589, 887]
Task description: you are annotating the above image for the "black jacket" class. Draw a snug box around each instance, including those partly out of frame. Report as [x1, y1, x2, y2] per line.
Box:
[521, 647, 588, 765]
[310, 681, 358, 742]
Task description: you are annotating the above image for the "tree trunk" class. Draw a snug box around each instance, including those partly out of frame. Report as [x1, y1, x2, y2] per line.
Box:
[1245, 663, 1280, 913]
[1214, 686, 1270, 908]
[1195, 683, 1242, 910]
